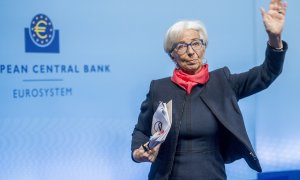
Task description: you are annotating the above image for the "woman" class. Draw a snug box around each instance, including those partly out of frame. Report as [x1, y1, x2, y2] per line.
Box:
[131, 0, 288, 179]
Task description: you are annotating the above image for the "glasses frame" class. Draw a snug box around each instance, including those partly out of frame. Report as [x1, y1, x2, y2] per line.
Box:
[169, 38, 206, 55]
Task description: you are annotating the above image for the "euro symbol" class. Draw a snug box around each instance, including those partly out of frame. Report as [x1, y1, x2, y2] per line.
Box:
[154, 121, 163, 132]
[34, 20, 48, 39]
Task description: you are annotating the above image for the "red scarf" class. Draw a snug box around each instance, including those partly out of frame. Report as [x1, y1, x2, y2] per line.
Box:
[171, 64, 209, 94]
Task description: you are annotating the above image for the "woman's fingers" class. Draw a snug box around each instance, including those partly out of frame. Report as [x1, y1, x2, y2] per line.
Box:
[153, 144, 161, 151]
[149, 155, 156, 162]
[260, 0, 287, 36]
[260, 7, 266, 19]
[147, 144, 161, 162]
[134, 143, 162, 163]
[269, 0, 287, 12]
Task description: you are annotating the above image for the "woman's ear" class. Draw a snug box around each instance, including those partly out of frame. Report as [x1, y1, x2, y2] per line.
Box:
[169, 52, 175, 60]
[168, 53, 173, 59]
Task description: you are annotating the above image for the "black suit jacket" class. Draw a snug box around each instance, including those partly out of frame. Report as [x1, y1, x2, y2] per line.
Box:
[131, 42, 288, 180]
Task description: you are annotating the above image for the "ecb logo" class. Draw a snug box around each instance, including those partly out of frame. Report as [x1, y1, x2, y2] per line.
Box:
[154, 121, 163, 132]
[25, 14, 60, 53]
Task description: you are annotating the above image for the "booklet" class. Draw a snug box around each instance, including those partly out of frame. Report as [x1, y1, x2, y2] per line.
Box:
[148, 100, 172, 149]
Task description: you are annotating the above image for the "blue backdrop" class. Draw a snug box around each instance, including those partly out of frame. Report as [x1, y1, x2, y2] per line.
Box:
[0, 0, 299, 179]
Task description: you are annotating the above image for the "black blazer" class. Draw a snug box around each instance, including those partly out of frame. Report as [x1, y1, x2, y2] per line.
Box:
[131, 42, 288, 180]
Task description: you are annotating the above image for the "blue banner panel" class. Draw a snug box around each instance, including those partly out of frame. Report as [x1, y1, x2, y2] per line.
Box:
[258, 170, 300, 180]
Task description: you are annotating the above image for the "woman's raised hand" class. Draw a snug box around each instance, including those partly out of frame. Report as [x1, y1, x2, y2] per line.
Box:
[260, 0, 287, 48]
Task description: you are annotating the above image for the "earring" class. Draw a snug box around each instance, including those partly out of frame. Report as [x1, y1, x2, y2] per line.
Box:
[202, 58, 207, 65]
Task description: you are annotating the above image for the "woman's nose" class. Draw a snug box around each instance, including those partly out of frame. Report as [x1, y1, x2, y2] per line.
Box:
[187, 45, 195, 56]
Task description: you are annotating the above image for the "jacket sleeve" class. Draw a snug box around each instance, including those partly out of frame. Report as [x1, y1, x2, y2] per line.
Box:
[224, 41, 288, 100]
[131, 81, 155, 161]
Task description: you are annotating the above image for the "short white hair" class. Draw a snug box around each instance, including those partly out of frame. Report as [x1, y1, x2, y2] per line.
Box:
[163, 20, 208, 54]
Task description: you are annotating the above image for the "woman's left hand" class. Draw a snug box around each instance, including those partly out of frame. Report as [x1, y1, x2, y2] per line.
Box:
[260, 0, 287, 48]
[133, 143, 161, 163]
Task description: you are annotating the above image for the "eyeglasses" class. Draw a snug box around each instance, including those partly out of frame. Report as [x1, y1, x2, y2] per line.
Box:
[170, 39, 206, 55]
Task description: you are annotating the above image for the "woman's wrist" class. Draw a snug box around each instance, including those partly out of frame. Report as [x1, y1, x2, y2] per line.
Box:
[268, 34, 283, 49]
[268, 41, 284, 52]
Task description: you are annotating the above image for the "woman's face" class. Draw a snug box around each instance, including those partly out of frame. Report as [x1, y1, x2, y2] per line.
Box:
[171, 29, 206, 75]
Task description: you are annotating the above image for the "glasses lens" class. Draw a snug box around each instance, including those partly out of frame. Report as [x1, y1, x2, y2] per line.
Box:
[191, 40, 202, 50]
[175, 43, 187, 55]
